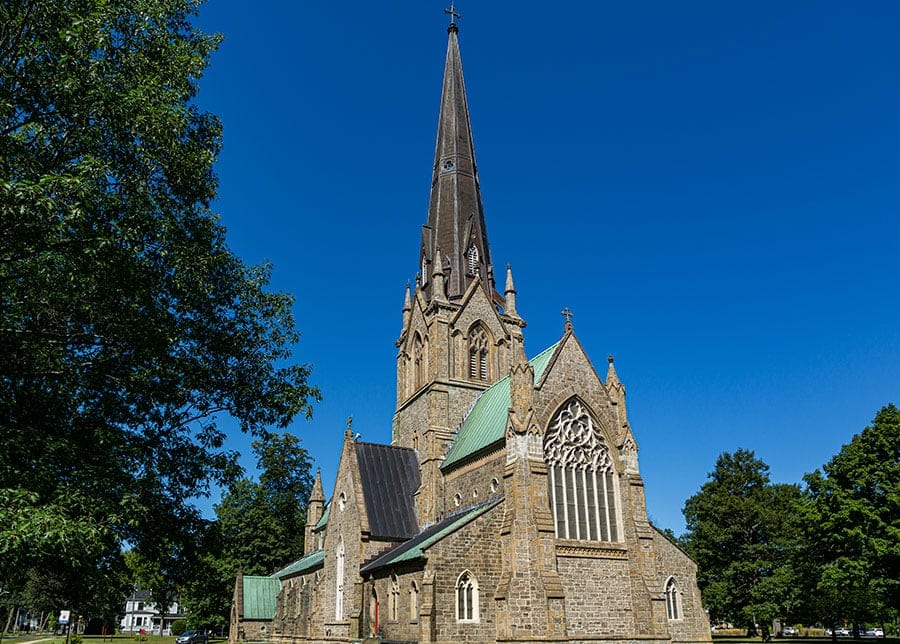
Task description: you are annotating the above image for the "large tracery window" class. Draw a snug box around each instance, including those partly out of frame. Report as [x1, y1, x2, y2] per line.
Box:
[544, 398, 620, 542]
[467, 325, 489, 381]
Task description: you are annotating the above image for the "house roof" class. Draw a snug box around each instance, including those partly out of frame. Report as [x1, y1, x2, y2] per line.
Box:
[240, 576, 280, 620]
[355, 442, 421, 539]
[442, 342, 559, 469]
[270, 550, 324, 579]
[360, 497, 502, 574]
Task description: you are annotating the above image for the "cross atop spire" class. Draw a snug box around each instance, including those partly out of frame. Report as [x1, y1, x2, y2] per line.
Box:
[444, 3, 461, 27]
[561, 307, 573, 331]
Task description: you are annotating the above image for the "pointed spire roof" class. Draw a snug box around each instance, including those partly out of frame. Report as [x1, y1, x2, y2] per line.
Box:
[420, 22, 496, 303]
[606, 354, 622, 388]
[309, 468, 325, 504]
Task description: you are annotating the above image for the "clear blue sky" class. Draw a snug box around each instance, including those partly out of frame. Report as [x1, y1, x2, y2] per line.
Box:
[192, 1, 900, 534]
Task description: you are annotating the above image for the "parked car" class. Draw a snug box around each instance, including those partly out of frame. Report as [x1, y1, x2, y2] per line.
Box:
[783, 626, 797, 636]
[866, 628, 884, 638]
[176, 630, 208, 644]
[834, 627, 851, 637]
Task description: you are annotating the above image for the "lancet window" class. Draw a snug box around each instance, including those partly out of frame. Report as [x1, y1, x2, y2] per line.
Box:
[467, 324, 489, 381]
[455, 571, 479, 623]
[335, 537, 345, 619]
[467, 243, 480, 276]
[665, 577, 681, 620]
[409, 582, 419, 621]
[413, 333, 426, 389]
[389, 574, 400, 621]
[544, 398, 620, 542]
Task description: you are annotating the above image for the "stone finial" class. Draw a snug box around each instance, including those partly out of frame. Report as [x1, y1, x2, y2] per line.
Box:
[309, 468, 325, 503]
[606, 355, 621, 387]
[344, 415, 353, 439]
[432, 248, 447, 301]
[504, 264, 518, 317]
[402, 282, 412, 327]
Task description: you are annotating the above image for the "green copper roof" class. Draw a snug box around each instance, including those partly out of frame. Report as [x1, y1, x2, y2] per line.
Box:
[360, 497, 502, 573]
[314, 502, 330, 530]
[241, 576, 281, 620]
[271, 550, 324, 579]
[442, 342, 559, 469]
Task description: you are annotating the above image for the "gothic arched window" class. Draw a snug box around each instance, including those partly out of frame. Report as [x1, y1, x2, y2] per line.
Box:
[335, 537, 345, 620]
[467, 243, 480, 276]
[455, 571, 479, 623]
[409, 581, 419, 622]
[665, 577, 681, 620]
[413, 333, 426, 389]
[467, 324, 489, 381]
[389, 573, 400, 621]
[544, 398, 620, 542]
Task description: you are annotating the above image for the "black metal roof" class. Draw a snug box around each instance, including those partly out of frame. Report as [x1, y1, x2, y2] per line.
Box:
[355, 442, 420, 539]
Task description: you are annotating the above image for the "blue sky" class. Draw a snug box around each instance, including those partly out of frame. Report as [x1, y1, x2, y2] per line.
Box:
[192, 2, 900, 534]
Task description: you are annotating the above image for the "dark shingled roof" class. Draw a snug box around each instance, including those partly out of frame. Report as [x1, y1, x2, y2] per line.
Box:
[355, 442, 420, 539]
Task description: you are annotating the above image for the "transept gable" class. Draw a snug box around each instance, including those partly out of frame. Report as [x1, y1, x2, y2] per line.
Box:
[327, 425, 371, 541]
[534, 332, 624, 449]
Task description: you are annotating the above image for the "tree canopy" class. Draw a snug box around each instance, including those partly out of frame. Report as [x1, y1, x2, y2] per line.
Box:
[0, 0, 319, 608]
[180, 433, 315, 629]
[682, 449, 802, 633]
[801, 404, 900, 630]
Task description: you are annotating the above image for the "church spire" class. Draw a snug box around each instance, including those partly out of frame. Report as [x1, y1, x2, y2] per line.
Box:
[419, 18, 495, 303]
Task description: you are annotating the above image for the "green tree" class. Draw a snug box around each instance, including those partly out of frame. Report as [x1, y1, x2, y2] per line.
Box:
[0, 0, 319, 608]
[682, 449, 802, 634]
[180, 433, 314, 628]
[801, 404, 900, 633]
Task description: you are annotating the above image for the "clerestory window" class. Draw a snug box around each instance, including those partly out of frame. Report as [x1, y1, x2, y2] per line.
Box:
[544, 398, 620, 541]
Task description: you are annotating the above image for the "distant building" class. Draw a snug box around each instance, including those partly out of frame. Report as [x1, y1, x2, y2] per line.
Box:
[121, 588, 183, 636]
[230, 17, 712, 644]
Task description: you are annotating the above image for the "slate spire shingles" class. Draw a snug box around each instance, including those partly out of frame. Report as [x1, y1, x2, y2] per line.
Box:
[420, 22, 496, 303]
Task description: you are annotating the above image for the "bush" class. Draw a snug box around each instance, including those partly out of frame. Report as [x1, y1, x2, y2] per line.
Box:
[171, 620, 188, 636]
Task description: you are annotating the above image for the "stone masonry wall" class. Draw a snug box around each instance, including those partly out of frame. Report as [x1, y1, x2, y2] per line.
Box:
[652, 531, 712, 644]
[557, 553, 637, 636]
[425, 502, 505, 643]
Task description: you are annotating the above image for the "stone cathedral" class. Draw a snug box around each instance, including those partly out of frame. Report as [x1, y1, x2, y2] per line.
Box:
[229, 19, 711, 644]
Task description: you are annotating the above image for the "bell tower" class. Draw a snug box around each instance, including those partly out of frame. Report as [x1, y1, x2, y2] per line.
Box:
[392, 19, 525, 526]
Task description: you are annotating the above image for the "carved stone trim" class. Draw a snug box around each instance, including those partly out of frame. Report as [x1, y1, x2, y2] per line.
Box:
[556, 541, 629, 559]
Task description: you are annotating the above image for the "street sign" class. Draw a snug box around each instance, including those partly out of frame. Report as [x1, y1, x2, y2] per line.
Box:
[59, 611, 70, 625]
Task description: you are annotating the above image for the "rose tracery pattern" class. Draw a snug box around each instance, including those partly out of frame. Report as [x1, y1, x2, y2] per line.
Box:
[544, 399, 620, 542]
[544, 399, 613, 472]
